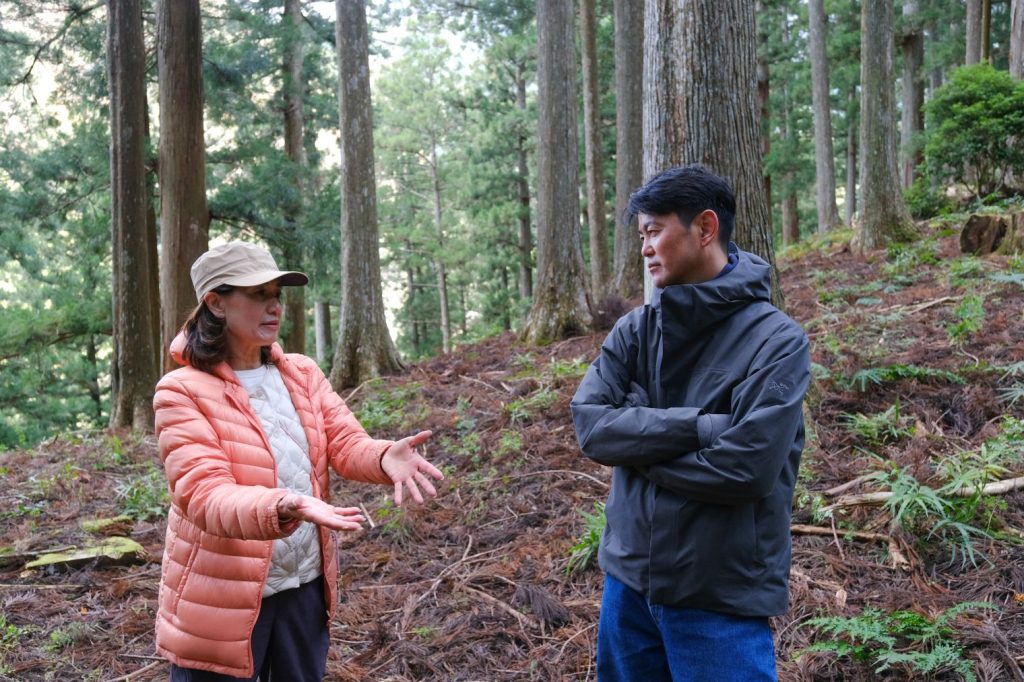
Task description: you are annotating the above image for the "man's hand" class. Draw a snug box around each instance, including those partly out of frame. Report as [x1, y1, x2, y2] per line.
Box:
[381, 430, 444, 506]
[277, 493, 365, 531]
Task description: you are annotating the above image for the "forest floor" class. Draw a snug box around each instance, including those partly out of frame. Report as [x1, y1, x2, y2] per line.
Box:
[2, 219, 1024, 681]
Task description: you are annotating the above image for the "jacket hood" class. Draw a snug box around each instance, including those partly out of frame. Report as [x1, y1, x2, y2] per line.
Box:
[168, 331, 284, 383]
[651, 243, 772, 341]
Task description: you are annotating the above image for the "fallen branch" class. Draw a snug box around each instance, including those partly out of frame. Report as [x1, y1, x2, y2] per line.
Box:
[475, 469, 609, 489]
[457, 583, 539, 629]
[822, 476, 1024, 514]
[823, 473, 876, 497]
[103, 659, 162, 682]
[791, 524, 912, 571]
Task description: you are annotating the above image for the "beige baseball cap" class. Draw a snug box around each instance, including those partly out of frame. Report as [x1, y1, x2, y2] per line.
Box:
[190, 241, 308, 302]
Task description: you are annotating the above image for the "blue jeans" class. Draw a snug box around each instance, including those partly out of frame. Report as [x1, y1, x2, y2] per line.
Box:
[597, 573, 777, 682]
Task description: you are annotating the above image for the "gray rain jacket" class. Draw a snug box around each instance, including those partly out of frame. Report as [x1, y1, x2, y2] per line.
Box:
[571, 245, 810, 617]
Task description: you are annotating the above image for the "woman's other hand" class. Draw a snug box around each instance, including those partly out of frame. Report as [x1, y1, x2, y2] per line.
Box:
[381, 430, 444, 506]
[277, 493, 364, 531]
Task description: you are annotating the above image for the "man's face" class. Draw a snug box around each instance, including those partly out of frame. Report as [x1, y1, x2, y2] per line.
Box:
[638, 212, 707, 287]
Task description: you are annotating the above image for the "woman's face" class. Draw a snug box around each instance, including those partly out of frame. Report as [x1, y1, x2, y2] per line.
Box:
[206, 281, 283, 368]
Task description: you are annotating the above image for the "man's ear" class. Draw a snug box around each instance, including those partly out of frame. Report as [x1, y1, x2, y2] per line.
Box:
[694, 209, 720, 247]
[203, 291, 226, 318]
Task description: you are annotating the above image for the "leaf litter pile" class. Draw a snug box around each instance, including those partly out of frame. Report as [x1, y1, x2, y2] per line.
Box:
[2, 225, 1024, 681]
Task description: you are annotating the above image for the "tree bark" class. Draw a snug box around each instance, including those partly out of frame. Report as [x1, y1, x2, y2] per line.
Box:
[781, 184, 799, 246]
[900, 0, 925, 189]
[856, 0, 917, 253]
[966, 0, 983, 65]
[808, 0, 841, 232]
[611, 0, 644, 300]
[522, 0, 592, 344]
[281, 0, 306, 353]
[643, 0, 781, 307]
[981, 0, 992, 63]
[330, 0, 402, 387]
[756, 0, 772, 238]
[580, 0, 610, 299]
[108, 0, 158, 431]
[515, 66, 533, 300]
[156, 0, 208, 374]
[313, 300, 332, 365]
[1011, 0, 1024, 79]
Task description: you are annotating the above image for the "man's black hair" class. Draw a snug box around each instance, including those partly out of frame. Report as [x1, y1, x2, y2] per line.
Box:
[626, 164, 736, 246]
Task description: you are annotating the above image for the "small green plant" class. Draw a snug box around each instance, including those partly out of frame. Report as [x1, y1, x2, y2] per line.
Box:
[947, 257, 987, 286]
[45, 622, 90, 652]
[565, 501, 606, 575]
[997, 361, 1024, 406]
[354, 383, 423, 434]
[882, 240, 940, 277]
[798, 602, 996, 680]
[946, 294, 985, 346]
[115, 464, 169, 520]
[0, 615, 29, 650]
[845, 364, 964, 392]
[842, 400, 914, 446]
[988, 271, 1024, 290]
[505, 387, 557, 425]
[497, 429, 523, 457]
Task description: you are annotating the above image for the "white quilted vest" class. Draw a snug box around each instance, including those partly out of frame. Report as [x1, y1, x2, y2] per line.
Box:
[235, 364, 322, 596]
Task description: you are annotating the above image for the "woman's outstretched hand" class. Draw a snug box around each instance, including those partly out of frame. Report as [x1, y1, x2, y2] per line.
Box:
[381, 430, 444, 506]
[277, 493, 365, 531]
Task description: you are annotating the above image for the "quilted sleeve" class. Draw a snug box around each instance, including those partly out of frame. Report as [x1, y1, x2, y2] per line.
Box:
[311, 367, 394, 485]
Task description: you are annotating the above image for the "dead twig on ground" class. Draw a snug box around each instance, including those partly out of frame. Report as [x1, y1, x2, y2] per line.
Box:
[791, 524, 912, 571]
[821, 476, 1024, 514]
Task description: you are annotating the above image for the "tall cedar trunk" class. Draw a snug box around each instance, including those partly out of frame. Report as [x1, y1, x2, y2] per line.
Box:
[313, 300, 332, 365]
[966, 0, 983, 65]
[1011, 0, 1024, 79]
[156, 0, 208, 374]
[329, 0, 402, 387]
[281, 0, 306, 353]
[515, 67, 533, 300]
[611, 0, 644, 299]
[643, 0, 781, 307]
[808, 0, 841, 232]
[845, 86, 858, 224]
[580, 0, 610, 298]
[756, 0, 772, 238]
[522, 0, 593, 344]
[500, 265, 511, 331]
[430, 143, 451, 354]
[856, 0, 916, 253]
[901, 0, 925, 189]
[108, 0, 158, 431]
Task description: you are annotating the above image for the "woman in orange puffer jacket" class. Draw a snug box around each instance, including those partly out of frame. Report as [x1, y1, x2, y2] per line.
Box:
[153, 241, 444, 680]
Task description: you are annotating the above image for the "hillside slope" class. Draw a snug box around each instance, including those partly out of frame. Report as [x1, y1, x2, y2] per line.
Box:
[1, 223, 1023, 680]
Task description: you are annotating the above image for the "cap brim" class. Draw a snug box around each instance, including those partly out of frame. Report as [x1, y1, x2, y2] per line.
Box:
[222, 270, 309, 288]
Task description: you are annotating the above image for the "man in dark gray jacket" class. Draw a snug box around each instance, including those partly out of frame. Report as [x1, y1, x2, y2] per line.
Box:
[571, 165, 810, 682]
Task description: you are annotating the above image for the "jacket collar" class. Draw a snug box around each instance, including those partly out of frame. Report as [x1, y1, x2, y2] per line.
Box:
[168, 331, 294, 385]
[651, 244, 772, 344]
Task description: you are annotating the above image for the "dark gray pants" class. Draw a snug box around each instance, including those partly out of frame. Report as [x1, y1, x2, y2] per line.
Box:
[169, 578, 329, 682]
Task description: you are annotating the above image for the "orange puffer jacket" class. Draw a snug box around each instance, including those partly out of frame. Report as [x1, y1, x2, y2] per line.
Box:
[153, 335, 393, 677]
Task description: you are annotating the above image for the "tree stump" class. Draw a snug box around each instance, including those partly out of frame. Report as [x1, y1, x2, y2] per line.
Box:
[960, 212, 1024, 255]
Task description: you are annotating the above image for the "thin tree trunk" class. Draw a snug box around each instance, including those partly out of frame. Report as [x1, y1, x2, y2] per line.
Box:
[966, 0, 983, 65]
[845, 86, 858, 224]
[901, 0, 925, 189]
[429, 143, 451, 354]
[580, 0, 609, 298]
[782, 185, 799, 246]
[981, 0, 992, 63]
[330, 0, 402, 387]
[522, 0, 592, 344]
[856, 0, 917, 253]
[808, 0, 841, 232]
[109, 0, 159, 431]
[314, 300, 332, 365]
[156, 0, 208, 374]
[1011, 0, 1024, 79]
[281, 0, 306, 353]
[515, 66, 533, 301]
[611, 0, 644, 300]
[643, 0, 781, 307]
